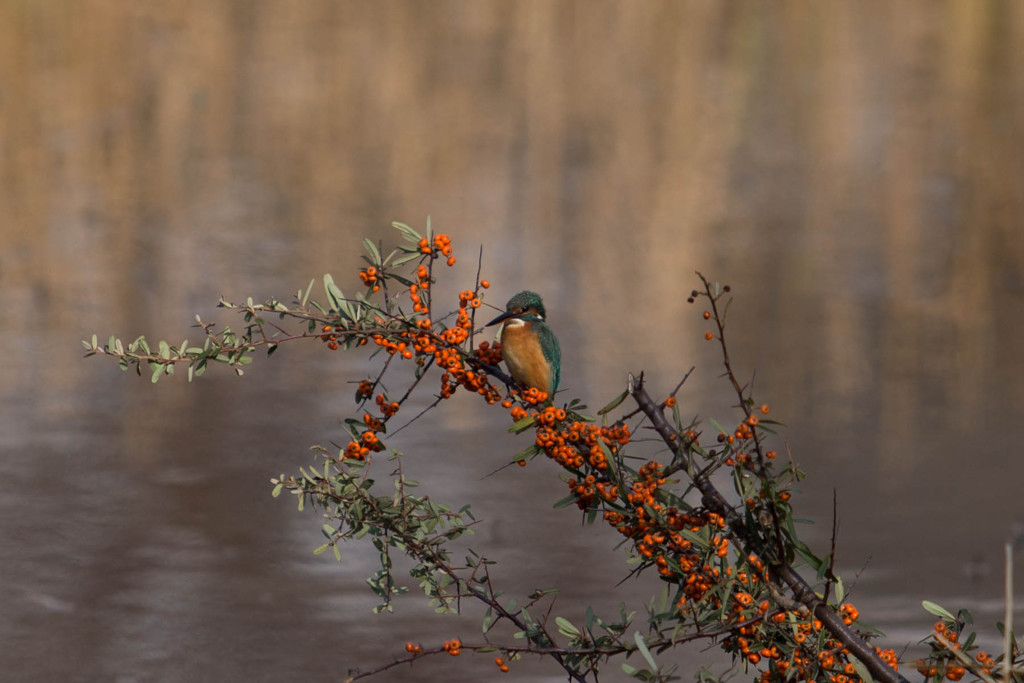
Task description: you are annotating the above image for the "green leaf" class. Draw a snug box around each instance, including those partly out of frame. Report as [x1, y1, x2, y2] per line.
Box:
[598, 389, 629, 415]
[553, 494, 578, 509]
[482, 607, 493, 632]
[922, 600, 956, 621]
[852, 657, 873, 683]
[391, 251, 421, 267]
[313, 542, 330, 555]
[597, 438, 621, 488]
[324, 274, 345, 313]
[633, 631, 658, 672]
[513, 444, 541, 462]
[555, 616, 580, 638]
[792, 538, 823, 572]
[363, 238, 382, 265]
[301, 278, 315, 306]
[392, 221, 422, 242]
[508, 415, 536, 433]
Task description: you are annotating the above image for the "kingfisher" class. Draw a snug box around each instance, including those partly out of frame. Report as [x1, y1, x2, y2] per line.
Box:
[486, 291, 561, 398]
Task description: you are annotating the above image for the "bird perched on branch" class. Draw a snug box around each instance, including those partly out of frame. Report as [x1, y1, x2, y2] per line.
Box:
[486, 290, 561, 398]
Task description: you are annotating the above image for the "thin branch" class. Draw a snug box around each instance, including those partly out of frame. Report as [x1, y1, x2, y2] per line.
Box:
[824, 490, 839, 606]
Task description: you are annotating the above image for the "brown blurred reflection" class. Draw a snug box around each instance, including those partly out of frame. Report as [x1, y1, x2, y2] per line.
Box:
[1, 2, 1022, 680]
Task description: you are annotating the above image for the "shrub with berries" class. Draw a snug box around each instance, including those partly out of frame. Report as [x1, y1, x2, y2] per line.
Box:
[85, 221, 1021, 683]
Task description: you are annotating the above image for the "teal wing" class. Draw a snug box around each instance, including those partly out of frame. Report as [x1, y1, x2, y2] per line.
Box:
[536, 322, 561, 393]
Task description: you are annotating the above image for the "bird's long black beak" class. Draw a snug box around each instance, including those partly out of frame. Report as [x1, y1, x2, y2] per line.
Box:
[486, 310, 514, 327]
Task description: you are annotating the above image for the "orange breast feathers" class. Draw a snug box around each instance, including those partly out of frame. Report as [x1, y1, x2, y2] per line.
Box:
[499, 321, 553, 395]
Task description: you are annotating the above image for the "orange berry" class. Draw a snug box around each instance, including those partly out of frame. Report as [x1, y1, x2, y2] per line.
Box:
[760, 404, 770, 414]
[447, 256, 456, 266]
[665, 396, 677, 408]
[703, 311, 711, 319]
[480, 279, 490, 289]
[704, 331, 714, 341]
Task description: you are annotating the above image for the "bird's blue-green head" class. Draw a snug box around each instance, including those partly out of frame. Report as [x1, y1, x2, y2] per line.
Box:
[486, 290, 547, 326]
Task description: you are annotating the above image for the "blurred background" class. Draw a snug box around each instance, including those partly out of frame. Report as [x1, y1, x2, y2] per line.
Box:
[2, 1, 1023, 681]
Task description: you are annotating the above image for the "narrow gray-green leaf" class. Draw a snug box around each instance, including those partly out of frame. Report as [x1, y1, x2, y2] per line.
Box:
[363, 238, 382, 265]
[555, 616, 580, 638]
[324, 273, 344, 312]
[922, 600, 956, 621]
[598, 388, 629, 415]
[633, 631, 658, 672]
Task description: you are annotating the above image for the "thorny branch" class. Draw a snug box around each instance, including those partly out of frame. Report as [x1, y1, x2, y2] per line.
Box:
[622, 274, 910, 683]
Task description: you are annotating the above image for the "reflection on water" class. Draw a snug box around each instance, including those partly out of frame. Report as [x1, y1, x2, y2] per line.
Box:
[1, 2, 1022, 680]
